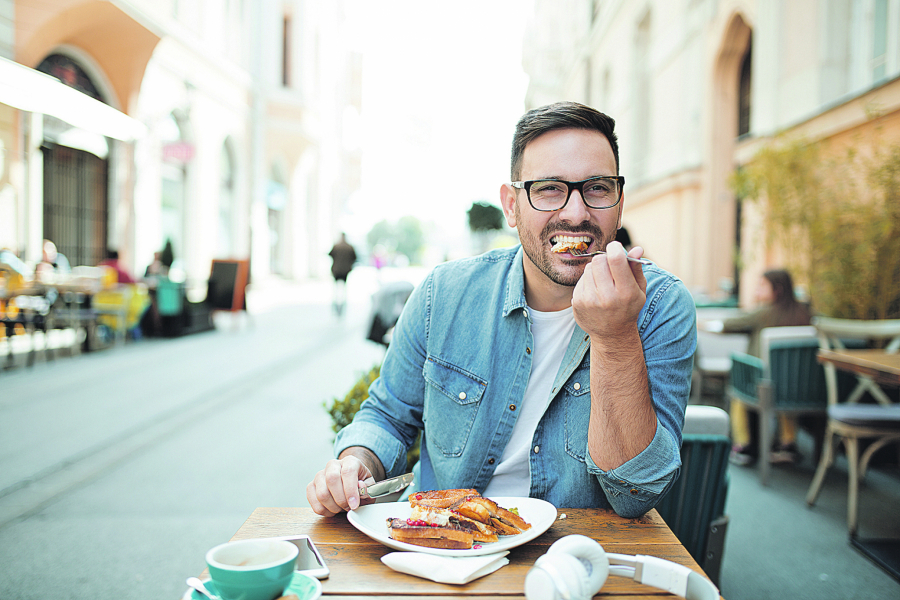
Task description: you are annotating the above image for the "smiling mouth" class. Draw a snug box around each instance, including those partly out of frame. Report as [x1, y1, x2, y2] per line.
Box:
[550, 235, 591, 254]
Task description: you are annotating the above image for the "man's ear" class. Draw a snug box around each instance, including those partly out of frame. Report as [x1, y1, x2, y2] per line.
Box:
[500, 183, 518, 228]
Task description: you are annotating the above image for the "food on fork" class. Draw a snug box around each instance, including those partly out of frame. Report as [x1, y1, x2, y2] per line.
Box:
[550, 235, 590, 253]
[386, 517, 475, 549]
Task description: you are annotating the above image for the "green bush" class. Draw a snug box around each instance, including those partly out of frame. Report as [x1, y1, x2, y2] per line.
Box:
[732, 137, 900, 319]
[325, 364, 420, 472]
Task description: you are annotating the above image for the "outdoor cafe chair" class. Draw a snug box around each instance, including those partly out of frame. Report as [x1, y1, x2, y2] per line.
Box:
[805, 317, 900, 536]
[655, 405, 730, 585]
[727, 326, 830, 485]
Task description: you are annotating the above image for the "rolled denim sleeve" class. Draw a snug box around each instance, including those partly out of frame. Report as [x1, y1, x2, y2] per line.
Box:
[334, 275, 430, 478]
[586, 420, 679, 517]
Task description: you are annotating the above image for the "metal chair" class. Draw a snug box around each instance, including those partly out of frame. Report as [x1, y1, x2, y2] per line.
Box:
[805, 317, 900, 536]
[727, 326, 830, 484]
[656, 405, 730, 585]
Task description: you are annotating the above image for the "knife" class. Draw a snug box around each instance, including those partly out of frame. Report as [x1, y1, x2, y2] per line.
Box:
[358, 472, 415, 499]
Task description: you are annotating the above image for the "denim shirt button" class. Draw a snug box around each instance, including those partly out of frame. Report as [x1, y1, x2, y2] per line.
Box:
[533, 445, 540, 454]
[509, 404, 516, 411]
[573, 382, 581, 390]
[488, 458, 495, 465]
[458, 391, 467, 400]
[523, 309, 529, 319]
[526, 347, 532, 354]
[630, 488, 638, 495]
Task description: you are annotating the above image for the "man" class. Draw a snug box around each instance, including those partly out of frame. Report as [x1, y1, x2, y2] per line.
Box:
[328, 233, 357, 315]
[307, 102, 696, 518]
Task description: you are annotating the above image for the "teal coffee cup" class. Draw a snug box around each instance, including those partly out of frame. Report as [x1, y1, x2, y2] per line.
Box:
[206, 538, 299, 600]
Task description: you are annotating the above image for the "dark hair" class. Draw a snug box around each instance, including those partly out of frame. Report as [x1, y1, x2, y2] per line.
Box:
[763, 269, 811, 326]
[106, 249, 119, 260]
[510, 101, 620, 180]
[615, 226, 632, 248]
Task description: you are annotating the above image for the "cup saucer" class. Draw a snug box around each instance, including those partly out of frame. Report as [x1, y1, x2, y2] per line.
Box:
[182, 572, 322, 600]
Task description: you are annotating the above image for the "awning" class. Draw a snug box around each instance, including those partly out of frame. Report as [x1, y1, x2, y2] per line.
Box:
[0, 56, 147, 142]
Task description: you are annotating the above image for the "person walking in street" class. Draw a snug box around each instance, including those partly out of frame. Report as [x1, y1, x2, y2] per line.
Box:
[328, 233, 357, 316]
[307, 102, 697, 517]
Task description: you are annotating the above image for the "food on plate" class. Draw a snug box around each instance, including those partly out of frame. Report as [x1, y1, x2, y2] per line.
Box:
[386, 517, 474, 549]
[408, 488, 478, 509]
[460, 496, 532, 534]
[386, 489, 531, 549]
[551, 236, 590, 253]
[410, 505, 499, 543]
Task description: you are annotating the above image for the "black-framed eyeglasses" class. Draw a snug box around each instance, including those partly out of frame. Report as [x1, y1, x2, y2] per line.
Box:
[510, 176, 625, 211]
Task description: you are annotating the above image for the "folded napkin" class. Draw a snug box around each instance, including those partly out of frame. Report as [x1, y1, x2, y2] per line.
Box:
[381, 551, 510, 584]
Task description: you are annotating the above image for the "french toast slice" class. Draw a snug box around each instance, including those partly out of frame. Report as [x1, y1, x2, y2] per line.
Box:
[386, 517, 474, 549]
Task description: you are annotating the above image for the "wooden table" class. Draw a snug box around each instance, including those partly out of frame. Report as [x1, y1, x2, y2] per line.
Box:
[817, 349, 900, 387]
[217, 507, 717, 599]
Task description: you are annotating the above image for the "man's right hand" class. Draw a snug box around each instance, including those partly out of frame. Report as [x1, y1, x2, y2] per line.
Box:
[306, 450, 384, 516]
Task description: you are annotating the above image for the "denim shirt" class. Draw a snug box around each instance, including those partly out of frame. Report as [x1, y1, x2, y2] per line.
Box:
[336, 246, 697, 517]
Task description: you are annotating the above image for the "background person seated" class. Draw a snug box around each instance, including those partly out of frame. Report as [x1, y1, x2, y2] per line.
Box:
[721, 269, 812, 465]
[98, 249, 135, 284]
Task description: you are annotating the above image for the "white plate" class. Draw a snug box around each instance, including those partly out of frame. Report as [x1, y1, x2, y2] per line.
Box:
[347, 496, 558, 557]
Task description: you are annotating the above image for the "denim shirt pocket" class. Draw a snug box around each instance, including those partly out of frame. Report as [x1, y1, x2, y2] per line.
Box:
[563, 367, 591, 461]
[423, 357, 487, 457]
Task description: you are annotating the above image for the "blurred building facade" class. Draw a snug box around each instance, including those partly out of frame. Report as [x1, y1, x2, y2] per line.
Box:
[523, 0, 900, 304]
[0, 0, 362, 289]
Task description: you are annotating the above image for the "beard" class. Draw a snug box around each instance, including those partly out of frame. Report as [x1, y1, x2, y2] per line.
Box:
[515, 201, 613, 287]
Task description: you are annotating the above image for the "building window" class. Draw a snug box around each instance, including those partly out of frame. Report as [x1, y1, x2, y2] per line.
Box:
[633, 11, 651, 182]
[872, 0, 888, 81]
[282, 14, 292, 87]
[738, 41, 752, 137]
[218, 142, 236, 257]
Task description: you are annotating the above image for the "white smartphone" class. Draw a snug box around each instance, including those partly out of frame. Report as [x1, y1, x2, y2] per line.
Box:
[276, 535, 330, 579]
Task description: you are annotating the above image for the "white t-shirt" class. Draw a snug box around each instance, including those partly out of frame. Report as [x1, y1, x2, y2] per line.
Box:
[483, 305, 578, 497]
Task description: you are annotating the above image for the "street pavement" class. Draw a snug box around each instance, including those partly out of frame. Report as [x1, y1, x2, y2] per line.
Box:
[0, 271, 389, 600]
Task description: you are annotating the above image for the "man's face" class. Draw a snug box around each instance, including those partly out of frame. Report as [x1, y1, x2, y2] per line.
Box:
[501, 128, 623, 288]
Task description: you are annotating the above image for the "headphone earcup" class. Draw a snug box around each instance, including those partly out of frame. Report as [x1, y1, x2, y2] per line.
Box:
[526, 553, 589, 600]
[546, 535, 610, 595]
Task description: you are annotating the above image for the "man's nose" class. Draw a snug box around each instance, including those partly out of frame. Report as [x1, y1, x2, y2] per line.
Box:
[557, 187, 591, 222]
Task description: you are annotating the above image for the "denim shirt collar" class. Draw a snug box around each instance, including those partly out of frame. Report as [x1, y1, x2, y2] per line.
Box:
[502, 246, 528, 317]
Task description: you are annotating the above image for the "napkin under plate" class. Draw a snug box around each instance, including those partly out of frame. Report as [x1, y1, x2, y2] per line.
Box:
[380, 550, 510, 584]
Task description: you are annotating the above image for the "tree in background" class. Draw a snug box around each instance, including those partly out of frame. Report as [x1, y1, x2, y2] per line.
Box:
[732, 137, 900, 320]
[467, 201, 505, 253]
[366, 216, 425, 265]
[467, 201, 504, 232]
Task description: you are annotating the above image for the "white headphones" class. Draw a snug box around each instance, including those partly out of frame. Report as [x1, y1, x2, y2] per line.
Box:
[525, 535, 719, 600]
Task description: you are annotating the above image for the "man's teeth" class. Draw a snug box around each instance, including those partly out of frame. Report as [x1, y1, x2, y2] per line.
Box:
[551, 235, 591, 249]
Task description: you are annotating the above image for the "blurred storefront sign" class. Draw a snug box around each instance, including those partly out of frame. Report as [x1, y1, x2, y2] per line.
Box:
[162, 141, 196, 164]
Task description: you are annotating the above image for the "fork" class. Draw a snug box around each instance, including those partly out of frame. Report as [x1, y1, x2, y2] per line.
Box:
[569, 248, 653, 265]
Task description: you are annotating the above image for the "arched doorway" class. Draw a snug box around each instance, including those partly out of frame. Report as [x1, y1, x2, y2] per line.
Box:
[709, 14, 752, 298]
[37, 53, 109, 267]
[159, 112, 190, 275]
